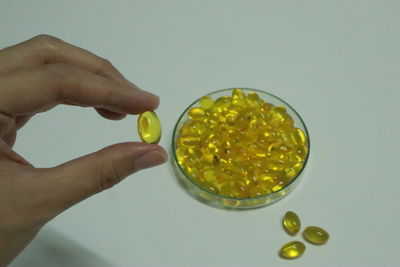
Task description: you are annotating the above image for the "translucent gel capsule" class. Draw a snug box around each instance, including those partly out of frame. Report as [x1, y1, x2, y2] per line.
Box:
[232, 88, 247, 108]
[137, 111, 161, 144]
[282, 211, 301, 235]
[212, 96, 231, 113]
[246, 92, 262, 107]
[291, 128, 307, 145]
[303, 226, 329, 245]
[188, 107, 206, 121]
[199, 95, 213, 110]
[279, 241, 305, 259]
[225, 109, 239, 125]
[175, 147, 187, 164]
[199, 181, 219, 194]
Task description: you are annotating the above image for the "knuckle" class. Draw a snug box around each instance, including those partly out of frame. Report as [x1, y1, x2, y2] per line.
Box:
[32, 34, 60, 51]
[96, 58, 114, 75]
[99, 162, 123, 192]
[101, 58, 113, 67]
[42, 63, 75, 100]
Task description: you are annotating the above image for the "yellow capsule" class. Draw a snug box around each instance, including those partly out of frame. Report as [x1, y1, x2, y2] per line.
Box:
[219, 184, 235, 197]
[137, 111, 161, 144]
[232, 88, 247, 108]
[291, 128, 307, 145]
[225, 109, 239, 125]
[246, 91, 262, 107]
[279, 241, 305, 259]
[282, 211, 301, 235]
[271, 106, 294, 128]
[249, 184, 270, 197]
[232, 182, 250, 198]
[200, 153, 214, 165]
[188, 107, 206, 120]
[285, 164, 303, 178]
[303, 226, 329, 245]
[199, 181, 219, 194]
[272, 178, 288, 192]
[212, 96, 231, 113]
[199, 95, 213, 110]
[175, 147, 187, 164]
[178, 136, 201, 147]
[180, 121, 207, 136]
[202, 168, 216, 182]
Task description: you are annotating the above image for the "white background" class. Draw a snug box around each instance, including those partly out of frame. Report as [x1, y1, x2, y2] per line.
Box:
[1, 0, 399, 266]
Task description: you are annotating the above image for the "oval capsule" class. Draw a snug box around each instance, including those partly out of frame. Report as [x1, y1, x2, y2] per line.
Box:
[279, 241, 305, 259]
[137, 111, 161, 144]
[282, 211, 301, 235]
[199, 95, 213, 110]
[303, 226, 329, 245]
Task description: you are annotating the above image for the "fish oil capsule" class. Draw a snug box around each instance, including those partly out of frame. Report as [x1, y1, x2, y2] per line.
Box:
[232, 181, 250, 198]
[202, 168, 216, 182]
[178, 136, 201, 147]
[200, 153, 214, 165]
[199, 181, 219, 194]
[199, 95, 213, 110]
[175, 147, 187, 164]
[219, 184, 235, 197]
[188, 107, 206, 121]
[137, 111, 161, 144]
[225, 109, 239, 125]
[303, 226, 329, 245]
[246, 91, 262, 107]
[282, 211, 301, 235]
[232, 88, 247, 108]
[292, 128, 307, 144]
[279, 241, 305, 259]
[212, 96, 231, 113]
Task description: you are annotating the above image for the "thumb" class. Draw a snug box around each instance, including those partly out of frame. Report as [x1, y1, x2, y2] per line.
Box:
[41, 142, 167, 211]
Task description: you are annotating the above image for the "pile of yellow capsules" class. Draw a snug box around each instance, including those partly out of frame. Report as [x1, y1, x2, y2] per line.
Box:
[175, 89, 308, 199]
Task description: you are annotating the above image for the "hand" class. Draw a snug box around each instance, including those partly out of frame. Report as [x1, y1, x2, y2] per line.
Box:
[0, 35, 168, 266]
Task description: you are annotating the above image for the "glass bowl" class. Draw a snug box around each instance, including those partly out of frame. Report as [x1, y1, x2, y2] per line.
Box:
[171, 88, 310, 209]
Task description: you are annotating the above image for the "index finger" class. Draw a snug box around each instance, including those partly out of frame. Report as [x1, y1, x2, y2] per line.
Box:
[0, 34, 125, 82]
[0, 63, 159, 116]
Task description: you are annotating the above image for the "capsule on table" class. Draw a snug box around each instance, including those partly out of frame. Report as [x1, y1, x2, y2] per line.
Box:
[137, 111, 161, 144]
[303, 226, 329, 245]
[279, 241, 305, 259]
[282, 211, 301, 235]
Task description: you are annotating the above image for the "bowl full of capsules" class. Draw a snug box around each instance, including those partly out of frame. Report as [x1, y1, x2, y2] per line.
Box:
[172, 88, 310, 209]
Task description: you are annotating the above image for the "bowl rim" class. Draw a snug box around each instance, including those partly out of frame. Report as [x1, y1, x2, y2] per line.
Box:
[171, 87, 310, 201]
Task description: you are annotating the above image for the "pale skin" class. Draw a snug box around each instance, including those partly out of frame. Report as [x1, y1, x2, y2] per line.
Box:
[0, 35, 168, 266]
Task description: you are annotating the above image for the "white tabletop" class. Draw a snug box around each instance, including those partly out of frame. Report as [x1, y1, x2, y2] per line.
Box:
[2, 1, 399, 266]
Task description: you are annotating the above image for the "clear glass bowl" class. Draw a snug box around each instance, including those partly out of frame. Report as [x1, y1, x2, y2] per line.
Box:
[171, 88, 310, 209]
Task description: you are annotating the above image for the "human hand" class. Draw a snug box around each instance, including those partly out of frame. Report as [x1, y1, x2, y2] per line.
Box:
[0, 35, 167, 266]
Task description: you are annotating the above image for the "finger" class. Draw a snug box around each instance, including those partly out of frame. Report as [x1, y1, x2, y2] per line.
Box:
[0, 64, 159, 116]
[0, 34, 125, 83]
[38, 142, 167, 210]
[0, 139, 32, 166]
[95, 108, 127, 120]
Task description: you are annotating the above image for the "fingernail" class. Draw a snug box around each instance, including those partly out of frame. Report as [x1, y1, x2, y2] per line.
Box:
[135, 150, 167, 170]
